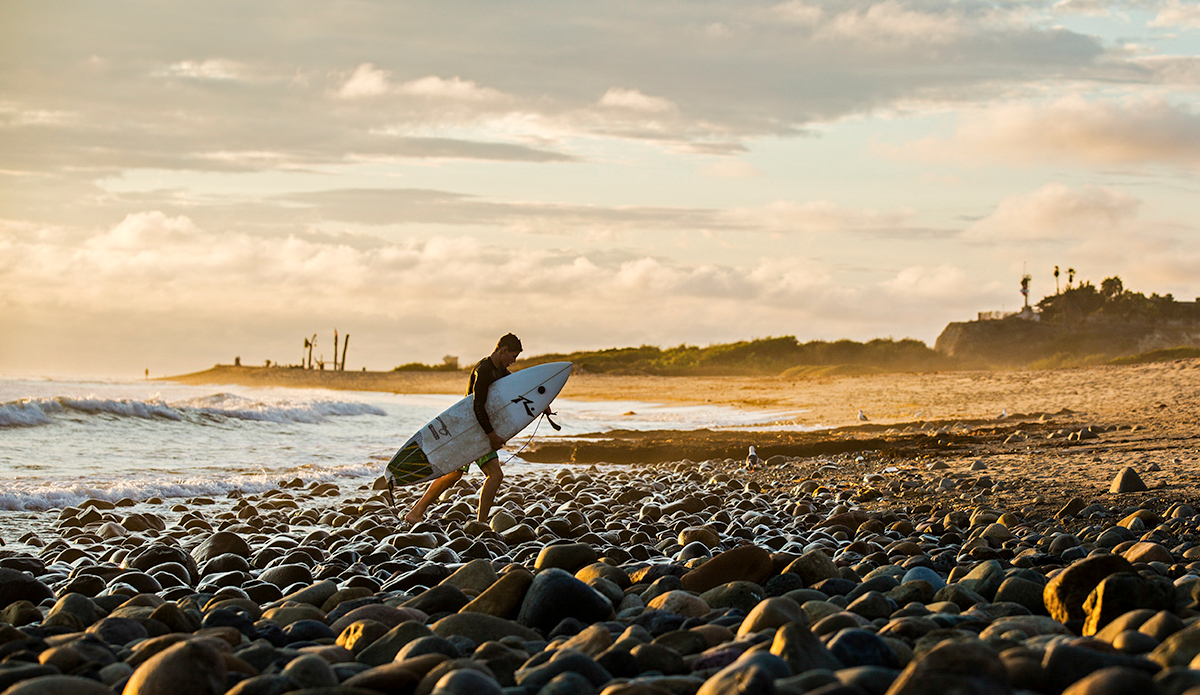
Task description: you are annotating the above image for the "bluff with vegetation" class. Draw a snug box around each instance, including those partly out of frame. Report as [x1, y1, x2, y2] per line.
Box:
[519, 336, 953, 376]
[936, 276, 1200, 368]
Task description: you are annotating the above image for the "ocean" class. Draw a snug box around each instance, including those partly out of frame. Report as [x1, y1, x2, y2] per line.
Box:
[0, 376, 802, 522]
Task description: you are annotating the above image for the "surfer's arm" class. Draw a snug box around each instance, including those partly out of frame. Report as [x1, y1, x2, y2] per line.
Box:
[471, 362, 507, 448]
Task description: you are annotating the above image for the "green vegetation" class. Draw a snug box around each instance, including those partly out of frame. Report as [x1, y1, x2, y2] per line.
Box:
[520, 336, 953, 377]
[1037, 276, 1199, 324]
[1109, 346, 1200, 365]
[393, 355, 461, 372]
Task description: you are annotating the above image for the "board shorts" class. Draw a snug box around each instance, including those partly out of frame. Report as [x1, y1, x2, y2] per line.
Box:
[459, 450, 498, 473]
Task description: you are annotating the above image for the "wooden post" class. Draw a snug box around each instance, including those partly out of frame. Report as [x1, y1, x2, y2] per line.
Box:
[340, 335, 350, 371]
[333, 330, 339, 371]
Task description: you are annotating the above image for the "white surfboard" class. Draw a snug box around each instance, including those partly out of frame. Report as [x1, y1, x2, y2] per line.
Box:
[385, 361, 573, 486]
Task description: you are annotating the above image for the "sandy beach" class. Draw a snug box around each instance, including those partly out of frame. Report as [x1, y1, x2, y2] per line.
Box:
[0, 358, 1196, 694]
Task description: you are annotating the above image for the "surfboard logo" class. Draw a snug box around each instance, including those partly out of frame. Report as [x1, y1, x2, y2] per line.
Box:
[427, 417, 450, 441]
[512, 395, 536, 417]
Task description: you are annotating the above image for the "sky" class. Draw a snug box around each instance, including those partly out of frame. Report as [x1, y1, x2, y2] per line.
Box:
[2, 0, 1200, 377]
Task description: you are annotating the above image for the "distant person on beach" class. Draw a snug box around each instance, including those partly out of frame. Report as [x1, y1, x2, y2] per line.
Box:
[405, 333, 524, 525]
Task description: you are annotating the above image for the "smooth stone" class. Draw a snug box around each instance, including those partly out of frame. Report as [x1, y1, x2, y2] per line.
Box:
[0, 676, 116, 695]
[678, 526, 721, 549]
[402, 584, 470, 615]
[397, 635, 459, 660]
[224, 674, 297, 695]
[431, 667, 504, 695]
[460, 568, 533, 619]
[0, 568, 55, 607]
[769, 621, 843, 673]
[700, 581, 767, 614]
[269, 580, 339, 609]
[0, 600, 43, 627]
[536, 670, 599, 695]
[123, 639, 227, 695]
[826, 628, 899, 669]
[87, 616, 149, 645]
[516, 568, 614, 633]
[560, 624, 614, 657]
[646, 591, 710, 618]
[901, 567, 946, 591]
[978, 615, 1073, 640]
[123, 544, 199, 584]
[337, 619, 390, 654]
[355, 621, 434, 667]
[886, 638, 1009, 694]
[438, 558, 498, 594]
[261, 604, 326, 627]
[1043, 642, 1160, 693]
[681, 545, 773, 594]
[259, 564, 314, 588]
[432, 612, 540, 644]
[283, 619, 336, 643]
[1149, 624, 1200, 668]
[535, 543, 598, 574]
[1083, 572, 1176, 636]
[955, 559, 1005, 600]
[514, 649, 612, 690]
[1109, 468, 1148, 493]
[329, 604, 426, 634]
[280, 653, 337, 689]
[737, 596, 805, 637]
[1062, 665, 1158, 694]
[1122, 542, 1173, 566]
[1044, 555, 1136, 623]
[191, 531, 252, 564]
[993, 576, 1047, 616]
[632, 642, 688, 675]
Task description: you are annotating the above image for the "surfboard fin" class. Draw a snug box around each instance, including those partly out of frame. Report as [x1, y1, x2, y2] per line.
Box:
[546, 413, 561, 431]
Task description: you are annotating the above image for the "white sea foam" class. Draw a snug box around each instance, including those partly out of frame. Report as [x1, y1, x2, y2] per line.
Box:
[0, 392, 386, 429]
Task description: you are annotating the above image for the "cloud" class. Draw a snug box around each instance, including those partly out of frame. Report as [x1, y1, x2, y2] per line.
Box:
[1150, 0, 1200, 29]
[598, 88, 677, 114]
[155, 59, 246, 81]
[337, 63, 392, 98]
[965, 183, 1142, 241]
[726, 200, 918, 234]
[883, 95, 1200, 167]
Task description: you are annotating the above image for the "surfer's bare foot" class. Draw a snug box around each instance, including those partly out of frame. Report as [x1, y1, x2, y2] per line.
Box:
[403, 509, 423, 525]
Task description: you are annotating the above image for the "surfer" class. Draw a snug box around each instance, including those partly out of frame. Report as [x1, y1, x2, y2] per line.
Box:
[404, 333, 526, 525]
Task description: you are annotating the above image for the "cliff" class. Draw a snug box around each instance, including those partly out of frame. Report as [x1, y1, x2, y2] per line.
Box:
[935, 316, 1200, 368]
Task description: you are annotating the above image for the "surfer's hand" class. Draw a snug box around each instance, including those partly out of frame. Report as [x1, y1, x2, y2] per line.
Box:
[488, 431, 506, 450]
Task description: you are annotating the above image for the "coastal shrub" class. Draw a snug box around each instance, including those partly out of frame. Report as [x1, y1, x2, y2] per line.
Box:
[1108, 346, 1200, 365]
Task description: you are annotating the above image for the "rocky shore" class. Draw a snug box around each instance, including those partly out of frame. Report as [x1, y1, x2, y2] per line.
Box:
[1, 358, 1196, 694]
[1, 414, 1200, 695]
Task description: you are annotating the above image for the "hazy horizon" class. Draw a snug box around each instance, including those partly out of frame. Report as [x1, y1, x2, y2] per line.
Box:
[4, 1, 1199, 378]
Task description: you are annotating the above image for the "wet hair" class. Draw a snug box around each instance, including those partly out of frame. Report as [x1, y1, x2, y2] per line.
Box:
[497, 333, 523, 353]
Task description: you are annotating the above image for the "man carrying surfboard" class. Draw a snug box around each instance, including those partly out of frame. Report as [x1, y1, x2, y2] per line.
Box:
[404, 333, 525, 525]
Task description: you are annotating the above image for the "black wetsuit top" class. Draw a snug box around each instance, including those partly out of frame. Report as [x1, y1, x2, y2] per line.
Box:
[468, 356, 510, 435]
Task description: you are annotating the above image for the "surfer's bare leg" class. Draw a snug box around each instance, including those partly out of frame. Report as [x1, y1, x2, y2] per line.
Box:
[477, 457, 504, 522]
[405, 469, 462, 524]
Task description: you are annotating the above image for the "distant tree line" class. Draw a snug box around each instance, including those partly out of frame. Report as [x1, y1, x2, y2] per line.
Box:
[1037, 276, 1200, 324]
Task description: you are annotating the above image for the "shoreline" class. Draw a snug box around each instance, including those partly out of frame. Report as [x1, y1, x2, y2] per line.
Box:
[163, 359, 1200, 430]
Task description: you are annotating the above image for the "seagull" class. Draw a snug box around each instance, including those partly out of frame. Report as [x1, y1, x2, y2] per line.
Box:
[998, 408, 1008, 419]
[858, 410, 869, 422]
[746, 446, 760, 469]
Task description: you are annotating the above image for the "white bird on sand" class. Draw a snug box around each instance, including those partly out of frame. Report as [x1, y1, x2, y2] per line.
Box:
[857, 410, 869, 422]
[998, 408, 1008, 419]
[746, 446, 760, 468]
